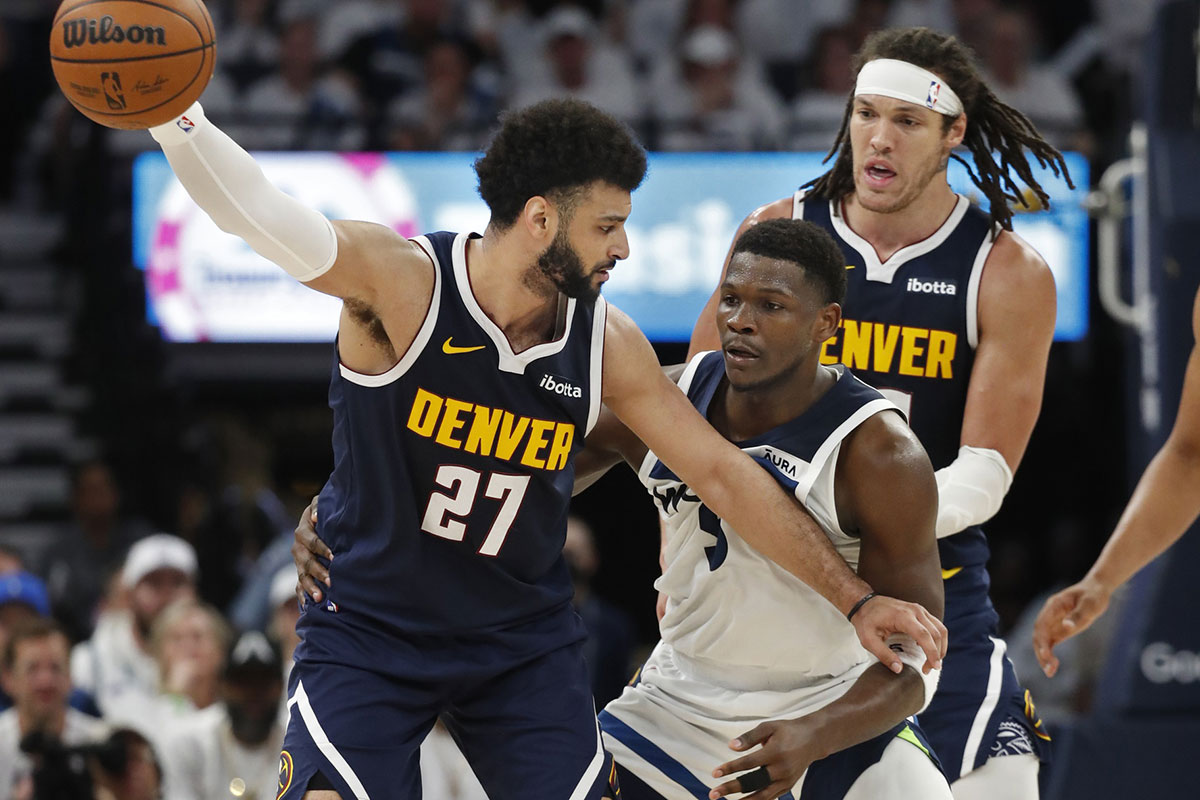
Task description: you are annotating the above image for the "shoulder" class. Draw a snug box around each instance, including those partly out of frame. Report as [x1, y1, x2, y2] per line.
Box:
[841, 409, 930, 482]
[741, 195, 794, 228]
[331, 220, 436, 301]
[983, 229, 1055, 294]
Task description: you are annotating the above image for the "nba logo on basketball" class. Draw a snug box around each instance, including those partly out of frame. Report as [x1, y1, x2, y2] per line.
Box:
[926, 81, 941, 109]
[100, 72, 126, 110]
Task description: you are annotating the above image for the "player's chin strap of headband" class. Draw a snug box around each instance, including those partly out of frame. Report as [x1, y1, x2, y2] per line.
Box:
[855, 58, 963, 117]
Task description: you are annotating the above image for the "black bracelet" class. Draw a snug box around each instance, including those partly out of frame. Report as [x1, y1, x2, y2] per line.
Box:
[846, 591, 878, 621]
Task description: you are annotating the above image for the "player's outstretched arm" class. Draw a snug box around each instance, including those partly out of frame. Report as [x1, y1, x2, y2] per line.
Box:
[1034, 289, 1200, 677]
[147, 104, 426, 308]
[687, 198, 792, 358]
[602, 306, 945, 672]
[937, 232, 1055, 537]
[708, 410, 943, 800]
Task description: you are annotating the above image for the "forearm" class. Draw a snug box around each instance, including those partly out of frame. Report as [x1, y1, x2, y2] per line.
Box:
[149, 103, 337, 282]
[1089, 441, 1200, 590]
[799, 664, 925, 760]
[702, 453, 870, 615]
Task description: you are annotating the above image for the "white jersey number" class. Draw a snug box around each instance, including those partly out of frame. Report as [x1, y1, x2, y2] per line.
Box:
[421, 465, 531, 557]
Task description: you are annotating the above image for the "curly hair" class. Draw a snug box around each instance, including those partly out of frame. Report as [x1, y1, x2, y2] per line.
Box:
[804, 27, 1073, 231]
[475, 100, 648, 229]
[731, 219, 847, 305]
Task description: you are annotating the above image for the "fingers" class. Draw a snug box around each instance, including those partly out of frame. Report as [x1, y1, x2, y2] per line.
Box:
[1032, 591, 1075, 676]
[310, 494, 319, 524]
[710, 768, 790, 800]
[863, 635, 905, 674]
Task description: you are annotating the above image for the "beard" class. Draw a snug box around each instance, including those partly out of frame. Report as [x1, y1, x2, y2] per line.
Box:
[534, 229, 610, 302]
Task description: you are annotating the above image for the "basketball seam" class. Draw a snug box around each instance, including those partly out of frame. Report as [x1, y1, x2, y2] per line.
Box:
[50, 41, 214, 64]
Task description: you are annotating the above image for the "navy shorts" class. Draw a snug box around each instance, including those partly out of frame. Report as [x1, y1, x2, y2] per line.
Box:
[918, 559, 1051, 781]
[278, 606, 615, 799]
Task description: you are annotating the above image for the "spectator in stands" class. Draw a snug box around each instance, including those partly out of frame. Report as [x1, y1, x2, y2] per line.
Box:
[0, 572, 51, 713]
[735, 0, 853, 101]
[949, 0, 999, 57]
[509, 6, 643, 126]
[40, 460, 151, 642]
[0, 544, 21, 574]
[791, 25, 857, 151]
[238, 10, 364, 150]
[0, 618, 109, 796]
[563, 517, 635, 708]
[982, 8, 1088, 151]
[90, 728, 163, 800]
[209, 0, 280, 92]
[160, 630, 283, 800]
[71, 534, 197, 721]
[385, 35, 495, 151]
[267, 565, 300, 673]
[649, 25, 786, 150]
[150, 598, 230, 718]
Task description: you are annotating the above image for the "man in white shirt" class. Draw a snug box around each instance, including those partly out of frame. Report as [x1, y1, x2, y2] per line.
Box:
[0, 618, 108, 799]
[70, 534, 198, 720]
[161, 630, 286, 800]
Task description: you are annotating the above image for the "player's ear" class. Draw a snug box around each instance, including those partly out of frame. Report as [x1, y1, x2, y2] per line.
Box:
[945, 112, 967, 149]
[521, 196, 555, 244]
[814, 302, 842, 343]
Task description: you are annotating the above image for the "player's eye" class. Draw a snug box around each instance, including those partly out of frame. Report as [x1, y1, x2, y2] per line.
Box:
[600, 226, 614, 234]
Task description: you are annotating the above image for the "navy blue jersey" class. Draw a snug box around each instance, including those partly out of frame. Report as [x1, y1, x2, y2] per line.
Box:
[797, 193, 993, 471]
[312, 231, 606, 635]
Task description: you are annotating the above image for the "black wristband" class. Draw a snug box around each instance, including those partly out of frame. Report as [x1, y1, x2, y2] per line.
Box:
[846, 591, 878, 622]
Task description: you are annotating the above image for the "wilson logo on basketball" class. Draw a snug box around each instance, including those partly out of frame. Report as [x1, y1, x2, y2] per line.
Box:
[61, 15, 167, 49]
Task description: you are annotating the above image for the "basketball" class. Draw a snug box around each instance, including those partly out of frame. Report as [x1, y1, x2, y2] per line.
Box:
[49, 0, 216, 130]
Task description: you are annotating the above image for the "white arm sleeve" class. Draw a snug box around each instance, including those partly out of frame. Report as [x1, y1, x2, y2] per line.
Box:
[148, 102, 338, 282]
[934, 445, 1014, 539]
[887, 634, 941, 713]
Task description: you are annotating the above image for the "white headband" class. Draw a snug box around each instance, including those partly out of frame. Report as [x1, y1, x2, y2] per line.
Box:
[854, 58, 963, 117]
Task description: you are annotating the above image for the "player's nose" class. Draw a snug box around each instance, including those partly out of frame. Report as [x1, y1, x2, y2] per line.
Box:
[609, 229, 629, 261]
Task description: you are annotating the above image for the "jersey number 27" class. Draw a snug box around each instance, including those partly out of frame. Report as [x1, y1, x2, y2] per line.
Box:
[420, 465, 531, 556]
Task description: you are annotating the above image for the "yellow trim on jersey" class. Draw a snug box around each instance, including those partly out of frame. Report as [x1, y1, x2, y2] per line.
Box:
[897, 724, 932, 758]
[941, 567, 963, 580]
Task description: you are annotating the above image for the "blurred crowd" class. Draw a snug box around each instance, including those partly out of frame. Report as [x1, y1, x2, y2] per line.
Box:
[0, 0, 1167, 206]
[0, 454, 632, 798]
[0, 0, 1169, 796]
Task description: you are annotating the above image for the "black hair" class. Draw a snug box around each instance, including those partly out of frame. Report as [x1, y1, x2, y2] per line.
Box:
[731, 219, 847, 305]
[804, 27, 1072, 231]
[474, 99, 647, 228]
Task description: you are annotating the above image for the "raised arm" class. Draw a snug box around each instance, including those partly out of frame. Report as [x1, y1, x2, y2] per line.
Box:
[148, 103, 434, 372]
[1034, 288, 1200, 676]
[602, 306, 946, 672]
[688, 198, 793, 357]
[707, 410, 942, 800]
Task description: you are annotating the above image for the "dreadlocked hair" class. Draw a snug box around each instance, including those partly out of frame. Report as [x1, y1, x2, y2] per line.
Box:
[803, 27, 1073, 232]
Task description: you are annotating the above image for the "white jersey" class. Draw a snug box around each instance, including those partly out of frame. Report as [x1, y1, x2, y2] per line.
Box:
[646, 352, 896, 695]
[599, 352, 948, 800]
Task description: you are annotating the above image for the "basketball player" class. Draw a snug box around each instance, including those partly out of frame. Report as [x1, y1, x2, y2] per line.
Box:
[1033, 287, 1200, 678]
[588, 219, 953, 799]
[688, 28, 1070, 800]
[139, 95, 945, 799]
[293, 219, 953, 799]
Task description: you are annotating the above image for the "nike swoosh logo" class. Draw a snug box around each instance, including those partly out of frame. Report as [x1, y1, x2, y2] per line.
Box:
[941, 567, 963, 580]
[443, 337, 486, 355]
[845, 265, 856, 270]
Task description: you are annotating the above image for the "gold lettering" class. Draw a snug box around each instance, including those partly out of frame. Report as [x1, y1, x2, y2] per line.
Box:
[926, 330, 956, 378]
[495, 412, 531, 461]
[520, 419, 556, 469]
[464, 405, 503, 456]
[545, 423, 575, 471]
[819, 334, 839, 365]
[406, 388, 443, 437]
[840, 320, 872, 370]
[898, 327, 929, 377]
[872, 324, 901, 372]
[435, 398, 473, 449]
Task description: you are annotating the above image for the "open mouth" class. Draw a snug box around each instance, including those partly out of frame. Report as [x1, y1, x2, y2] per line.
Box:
[724, 344, 759, 362]
[864, 161, 897, 186]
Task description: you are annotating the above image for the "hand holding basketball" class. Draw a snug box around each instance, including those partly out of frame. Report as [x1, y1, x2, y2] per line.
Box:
[49, 0, 216, 129]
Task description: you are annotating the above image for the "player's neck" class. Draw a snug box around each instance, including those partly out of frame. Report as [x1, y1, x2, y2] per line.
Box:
[717, 362, 835, 441]
[843, 182, 958, 262]
[467, 234, 561, 343]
